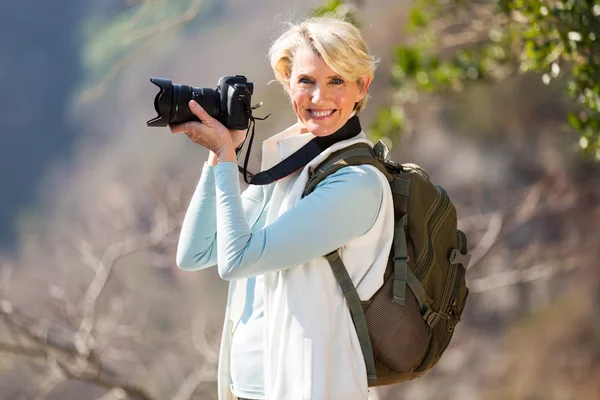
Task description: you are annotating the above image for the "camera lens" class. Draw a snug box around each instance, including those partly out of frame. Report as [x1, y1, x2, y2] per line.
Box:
[170, 84, 192, 125]
[192, 87, 219, 119]
[147, 78, 221, 127]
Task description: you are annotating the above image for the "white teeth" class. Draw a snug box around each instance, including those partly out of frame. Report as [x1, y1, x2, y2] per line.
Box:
[310, 110, 334, 117]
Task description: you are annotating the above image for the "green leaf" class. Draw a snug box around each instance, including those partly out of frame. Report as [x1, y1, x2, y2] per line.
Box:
[568, 112, 581, 129]
[313, 0, 600, 161]
[408, 7, 429, 30]
[312, 0, 342, 17]
[369, 107, 405, 144]
[394, 46, 423, 77]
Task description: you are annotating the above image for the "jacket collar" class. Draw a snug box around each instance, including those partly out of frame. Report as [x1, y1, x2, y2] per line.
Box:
[260, 123, 315, 171]
[260, 112, 358, 172]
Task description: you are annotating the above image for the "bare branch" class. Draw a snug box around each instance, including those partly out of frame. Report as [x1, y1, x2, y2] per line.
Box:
[467, 212, 504, 270]
[34, 365, 66, 400]
[122, 0, 154, 32]
[78, 240, 103, 273]
[469, 263, 555, 293]
[0, 302, 157, 400]
[56, 358, 159, 400]
[0, 303, 77, 359]
[0, 341, 46, 358]
[80, 0, 206, 102]
[171, 366, 216, 400]
[48, 290, 81, 330]
[97, 388, 128, 400]
[75, 208, 181, 359]
[93, 297, 131, 353]
[514, 181, 544, 224]
[0, 177, 190, 399]
[123, 0, 204, 45]
[191, 313, 219, 364]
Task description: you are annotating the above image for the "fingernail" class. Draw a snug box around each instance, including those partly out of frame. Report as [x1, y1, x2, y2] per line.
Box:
[189, 100, 199, 110]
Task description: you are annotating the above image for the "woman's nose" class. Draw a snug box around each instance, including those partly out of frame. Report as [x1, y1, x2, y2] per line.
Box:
[311, 84, 328, 103]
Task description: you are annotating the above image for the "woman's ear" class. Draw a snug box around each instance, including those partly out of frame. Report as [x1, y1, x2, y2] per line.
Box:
[356, 76, 372, 102]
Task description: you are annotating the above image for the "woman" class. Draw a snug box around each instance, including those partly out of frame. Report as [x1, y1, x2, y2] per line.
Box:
[173, 16, 394, 400]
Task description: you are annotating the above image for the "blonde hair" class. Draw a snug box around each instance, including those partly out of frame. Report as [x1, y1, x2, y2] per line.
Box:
[268, 16, 378, 114]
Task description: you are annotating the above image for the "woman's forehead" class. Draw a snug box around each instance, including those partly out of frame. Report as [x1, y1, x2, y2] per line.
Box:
[292, 47, 338, 77]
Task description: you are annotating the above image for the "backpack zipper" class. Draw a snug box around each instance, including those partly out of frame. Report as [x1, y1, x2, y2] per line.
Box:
[444, 266, 467, 332]
[413, 186, 449, 281]
[411, 185, 442, 275]
[442, 230, 469, 332]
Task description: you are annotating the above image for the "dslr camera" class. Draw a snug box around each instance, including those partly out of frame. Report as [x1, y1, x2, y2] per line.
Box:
[147, 75, 254, 130]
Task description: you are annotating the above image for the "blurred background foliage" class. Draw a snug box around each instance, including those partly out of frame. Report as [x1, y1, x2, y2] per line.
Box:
[0, 0, 599, 399]
[79, 0, 222, 101]
[315, 0, 600, 160]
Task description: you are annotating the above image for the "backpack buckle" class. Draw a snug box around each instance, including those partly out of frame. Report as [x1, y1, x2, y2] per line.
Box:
[385, 160, 403, 172]
[372, 140, 390, 163]
[449, 248, 472, 269]
[424, 309, 442, 328]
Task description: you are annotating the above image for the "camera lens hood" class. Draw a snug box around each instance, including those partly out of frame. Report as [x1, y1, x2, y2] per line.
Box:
[147, 77, 173, 127]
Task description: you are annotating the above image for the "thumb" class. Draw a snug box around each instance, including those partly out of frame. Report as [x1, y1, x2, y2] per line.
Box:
[189, 100, 216, 126]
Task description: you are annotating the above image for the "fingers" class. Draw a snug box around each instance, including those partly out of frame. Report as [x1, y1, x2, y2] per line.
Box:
[170, 122, 195, 135]
[169, 101, 213, 134]
[189, 100, 216, 126]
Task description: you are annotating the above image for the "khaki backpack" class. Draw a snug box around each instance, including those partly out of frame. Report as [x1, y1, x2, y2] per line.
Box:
[303, 141, 471, 386]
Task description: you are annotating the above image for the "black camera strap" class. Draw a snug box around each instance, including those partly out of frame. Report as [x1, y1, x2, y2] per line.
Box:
[237, 115, 363, 185]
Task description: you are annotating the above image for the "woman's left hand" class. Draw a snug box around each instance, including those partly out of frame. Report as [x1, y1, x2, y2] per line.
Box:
[170, 100, 239, 162]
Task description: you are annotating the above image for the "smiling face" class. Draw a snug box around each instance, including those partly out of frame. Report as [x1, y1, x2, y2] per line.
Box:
[288, 46, 370, 137]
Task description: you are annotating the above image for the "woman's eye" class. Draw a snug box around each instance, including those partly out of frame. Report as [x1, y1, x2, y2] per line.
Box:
[299, 77, 312, 84]
[331, 78, 344, 85]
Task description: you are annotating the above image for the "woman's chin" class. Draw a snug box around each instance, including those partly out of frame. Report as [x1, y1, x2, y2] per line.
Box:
[304, 119, 343, 137]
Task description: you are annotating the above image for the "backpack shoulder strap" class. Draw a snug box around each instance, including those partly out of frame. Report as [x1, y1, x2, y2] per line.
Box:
[302, 142, 392, 198]
[305, 142, 395, 385]
[325, 250, 378, 385]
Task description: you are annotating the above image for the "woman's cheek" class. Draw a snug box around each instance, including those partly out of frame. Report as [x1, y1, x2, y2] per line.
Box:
[290, 85, 306, 99]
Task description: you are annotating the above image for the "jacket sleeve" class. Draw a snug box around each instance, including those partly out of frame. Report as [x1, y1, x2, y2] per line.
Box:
[176, 163, 265, 271]
[214, 161, 383, 280]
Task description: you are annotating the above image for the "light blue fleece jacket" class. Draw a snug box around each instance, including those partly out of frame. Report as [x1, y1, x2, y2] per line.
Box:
[176, 161, 383, 399]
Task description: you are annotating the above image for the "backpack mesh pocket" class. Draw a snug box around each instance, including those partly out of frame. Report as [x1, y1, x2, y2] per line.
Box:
[364, 270, 430, 373]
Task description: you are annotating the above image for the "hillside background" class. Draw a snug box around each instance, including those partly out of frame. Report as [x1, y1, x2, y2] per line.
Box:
[0, 0, 598, 399]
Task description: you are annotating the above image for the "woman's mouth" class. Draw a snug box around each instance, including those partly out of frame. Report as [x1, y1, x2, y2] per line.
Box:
[308, 109, 336, 119]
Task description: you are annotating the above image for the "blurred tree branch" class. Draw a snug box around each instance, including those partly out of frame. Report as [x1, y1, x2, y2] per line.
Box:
[171, 366, 216, 400]
[0, 303, 150, 397]
[0, 177, 219, 399]
[73, 203, 179, 358]
[469, 262, 558, 293]
[80, 0, 205, 102]
[456, 170, 592, 294]
[123, 0, 204, 45]
[465, 211, 504, 270]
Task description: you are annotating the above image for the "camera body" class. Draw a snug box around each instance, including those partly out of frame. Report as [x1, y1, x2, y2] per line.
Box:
[216, 75, 254, 130]
[147, 75, 254, 130]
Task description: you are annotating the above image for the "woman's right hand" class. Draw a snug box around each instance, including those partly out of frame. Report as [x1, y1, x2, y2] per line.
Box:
[170, 100, 248, 159]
